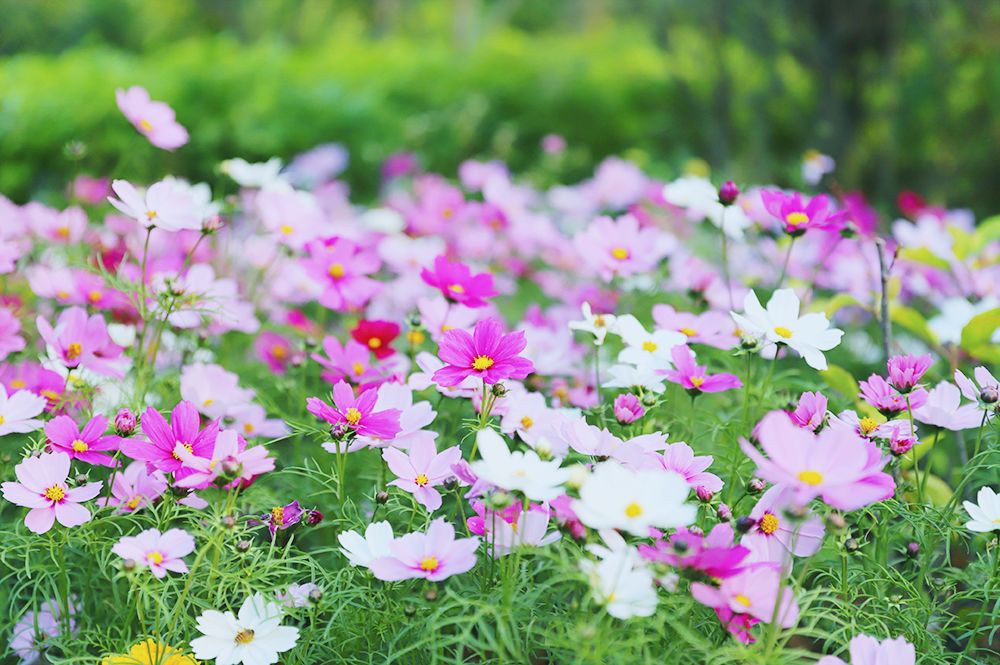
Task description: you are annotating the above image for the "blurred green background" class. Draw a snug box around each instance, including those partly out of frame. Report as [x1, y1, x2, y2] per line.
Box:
[1, 0, 999, 215]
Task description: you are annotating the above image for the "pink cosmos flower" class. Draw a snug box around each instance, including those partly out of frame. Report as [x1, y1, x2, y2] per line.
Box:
[955, 366, 999, 420]
[741, 485, 825, 563]
[432, 318, 535, 387]
[370, 518, 479, 582]
[613, 393, 644, 424]
[467, 502, 561, 557]
[0, 383, 48, 436]
[760, 190, 831, 234]
[302, 238, 382, 312]
[788, 391, 828, 430]
[36, 307, 126, 377]
[420, 255, 498, 308]
[115, 86, 189, 150]
[96, 461, 168, 513]
[307, 380, 402, 440]
[112, 528, 195, 578]
[382, 438, 462, 511]
[646, 441, 723, 495]
[230, 404, 289, 440]
[817, 634, 915, 665]
[254, 331, 299, 375]
[574, 214, 667, 282]
[11, 599, 78, 664]
[741, 411, 895, 511]
[0, 362, 65, 411]
[859, 374, 927, 414]
[660, 345, 742, 394]
[652, 304, 738, 349]
[1, 452, 102, 534]
[913, 381, 983, 430]
[0, 306, 26, 361]
[690, 564, 799, 641]
[342, 381, 436, 452]
[886, 354, 933, 393]
[174, 429, 275, 490]
[71, 174, 110, 204]
[417, 296, 480, 343]
[312, 336, 383, 385]
[24, 203, 87, 244]
[638, 522, 749, 579]
[120, 401, 220, 480]
[108, 179, 201, 231]
[44, 414, 119, 467]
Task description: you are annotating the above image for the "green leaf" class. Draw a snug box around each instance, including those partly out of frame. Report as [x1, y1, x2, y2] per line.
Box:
[812, 293, 862, 318]
[897, 247, 951, 270]
[890, 305, 937, 346]
[820, 364, 859, 402]
[960, 308, 1000, 352]
[972, 214, 1000, 254]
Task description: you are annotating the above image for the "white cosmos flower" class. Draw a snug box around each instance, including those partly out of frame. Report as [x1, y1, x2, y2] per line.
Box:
[613, 315, 687, 370]
[568, 302, 618, 345]
[661, 175, 751, 240]
[573, 462, 695, 536]
[602, 363, 665, 394]
[0, 385, 47, 437]
[579, 540, 657, 619]
[220, 157, 287, 189]
[731, 288, 843, 370]
[470, 429, 569, 501]
[190, 593, 299, 665]
[338, 521, 395, 568]
[964, 487, 1000, 533]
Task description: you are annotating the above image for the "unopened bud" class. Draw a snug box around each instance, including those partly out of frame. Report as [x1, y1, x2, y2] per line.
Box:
[718, 180, 740, 206]
[688, 525, 704, 537]
[114, 408, 137, 436]
[236, 539, 252, 552]
[906, 542, 920, 558]
[74, 473, 89, 485]
[305, 509, 324, 526]
[376, 490, 390, 504]
[640, 392, 658, 407]
[747, 478, 766, 494]
[734, 516, 755, 534]
[491, 383, 508, 398]
[716, 503, 732, 522]
[221, 515, 237, 529]
[826, 513, 847, 531]
[122, 558, 137, 572]
[404, 604, 416, 617]
[740, 335, 762, 351]
[443, 477, 458, 490]
[981, 386, 999, 404]
[308, 587, 324, 602]
[695, 486, 714, 503]
[221, 459, 241, 477]
[844, 538, 860, 553]
[424, 588, 438, 602]
[202, 215, 223, 233]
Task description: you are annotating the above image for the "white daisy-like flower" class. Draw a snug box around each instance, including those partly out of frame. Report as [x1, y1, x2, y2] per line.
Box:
[568, 302, 618, 346]
[661, 175, 751, 239]
[964, 486, 1000, 533]
[731, 288, 843, 370]
[190, 593, 299, 665]
[471, 429, 569, 501]
[338, 521, 395, 568]
[602, 363, 666, 394]
[0, 385, 47, 437]
[613, 315, 687, 370]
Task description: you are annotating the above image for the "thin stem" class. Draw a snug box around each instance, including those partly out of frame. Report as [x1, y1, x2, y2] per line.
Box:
[719, 210, 734, 311]
[775, 236, 797, 289]
[962, 537, 1000, 662]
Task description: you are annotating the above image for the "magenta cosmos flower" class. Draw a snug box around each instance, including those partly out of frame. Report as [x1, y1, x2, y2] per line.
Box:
[741, 411, 894, 511]
[886, 353, 933, 393]
[760, 190, 831, 235]
[859, 374, 927, 415]
[120, 401, 220, 480]
[302, 238, 382, 312]
[639, 522, 749, 580]
[432, 318, 535, 387]
[788, 391, 828, 431]
[115, 86, 189, 150]
[307, 380, 402, 440]
[44, 414, 120, 467]
[36, 307, 126, 377]
[660, 345, 742, 394]
[613, 393, 644, 424]
[420, 255, 497, 308]
[112, 527, 196, 578]
[1, 452, 102, 534]
[382, 438, 462, 511]
[370, 518, 478, 582]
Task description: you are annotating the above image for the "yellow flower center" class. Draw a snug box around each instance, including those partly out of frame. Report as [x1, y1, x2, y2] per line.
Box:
[419, 556, 439, 572]
[71, 439, 89, 452]
[859, 417, 879, 436]
[680, 326, 697, 337]
[271, 344, 288, 360]
[172, 442, 194, 461]
[773, 327, 793, 339]
[448, 283, 465, 294]
[146, 551, 164, 565]
[690, 376, 705, 388]
[56, 290, 71, 300]
[368, 338, 383, 349]
[734, 594, 752, 607]
[328, 263, 345, 279]
[44, 485, 66, 502]
[345, 407, 362, 425]
[203, 399, 215, 407]
[624, 501, 643, 518]
[139, 119, 153, 132]
[472, 355, 495, 371]
[441, 208, 454, 220]
[352, 362, 365, 376]
[407, 330, 425, 346]
[642, 340, 658, 352]
[146, 210, 158, 221]
[126, 495, 143, 510]
[279, 224, 294, 235]
[441, 324, 455, 332]
[520, 416, 534, 430]
[234, 629, 255, 645]
[611, 247, 630, 260]
[10, 379, 25, 389]
[759, 513, 780, 535]
[271, 506, 286, 525]
[0, 415, 6, 425]
[785, 212, 809, 227]
[66, 342, 83, 360]
[415, 473, 429, 487]
[88, 290, 102, 303]
[243, 422, 255, 434]
[56, 226, 71, 239]
[797, 470, 824, 486]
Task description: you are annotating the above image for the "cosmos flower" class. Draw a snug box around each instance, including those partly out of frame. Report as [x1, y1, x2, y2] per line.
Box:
[760, 189, 832, 234]
[351, 319, 400, 359]
[817, 634, 915, 665]
[370, 518, 479, 582]
[788, 391, 828, 430]
[963, 486, 1000, 533]
[660, 345, 742, 394]
[0, 306, 26, 361]
[107, 179, 201, 231]
[691, 564, 799, 641]
[1, 452, 102, 534]
[44, 414, 120, 467]
[613, 393, 644, 424]
[101, 638, 198, 665]
[307, 381, 402, 440]
[36, 307, 127, 377]
[339, 521, 395, 568]
[731, 289, 843, 371]
[470, 429, 569, 501]
[420, 255, 497, 308]
[111, 528, 196, 578]
[913, 381, 983, 430]
[568, 302, 618, 346]
[0, 384, 47, 437]
[432, 318, 534, 387]
[886, 354, 933, 393]
[190, 593, 300, 665]
[96, 461, 168, 513]
[115, 86, 189, 150]
[382, 438, 462, 511]
[741, 485, 825, 564]
[573, 462, 695, 536]
[121, 401, 220, 481]
[652, 304, 738, 349]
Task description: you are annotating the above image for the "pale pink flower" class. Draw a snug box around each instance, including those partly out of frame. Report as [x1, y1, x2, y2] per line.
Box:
[112, 527, 196, 578]
[382, 438, 462, 511]
[116, 86, 189, 150]
[1, 452, 101, 534]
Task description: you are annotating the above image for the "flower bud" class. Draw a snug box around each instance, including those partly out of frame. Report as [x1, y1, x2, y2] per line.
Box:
[443, 477, 458, 490]
[718, 180, 740, 206]
[114, 408, 137, 436]
[236, 539, 252, 552]
[981, 386, 999, 404]
[739, 334, 762, 352]
[376, 490, 390, 504]
[716, 503, 732, 522]
[906, 542, 920, 558]
[566, 463, 589, 490]
[613, 393, 645, 424]
[844, 538, 860, 553]
[491, 383, 509, 398]
[695, 486, 714, 503]
[308, 587, 324, 602]
[826, 513, 846, 531]
[747, 478, 766, 494]
[640, 392, 658, 407]
[735, 516, 755, 534]
[122, 558, 137, 572]
[74, 473, 89, 485]
[688, 526, 704, 537]
[424, 588, 439, 602]
[221, 459, 241, 477]
[404, 605, 416, 617]
[305, 509, 324, 526]
[202, 215, 223, 233]
[221, 515, 237, 529]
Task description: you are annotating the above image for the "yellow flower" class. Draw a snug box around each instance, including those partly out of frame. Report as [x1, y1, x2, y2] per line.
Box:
[102, 638, 199, 665]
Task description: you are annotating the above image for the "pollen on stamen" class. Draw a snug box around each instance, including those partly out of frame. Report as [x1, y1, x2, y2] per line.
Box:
[471, 355, 495, 371]
[419, 556, 439, 572]
[345, 407, 363, 426]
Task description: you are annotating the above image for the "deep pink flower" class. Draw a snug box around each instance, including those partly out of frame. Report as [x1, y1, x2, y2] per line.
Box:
[690, 564, 799, 640]
[382, 438, 462, 511]
[859, 374, 927, 414]
[71, 175, 111, 204]
[1, 452, 102, 534]
[613, 393, 644, 424]
[351, 319, 400, 359]
[661, 345, 742, 394]
[370, 518, 478, 582]
[307, 380, 402, 440]
[432, 318, 535, 387]
[254, 500, 304, 537]
[174, 429, 274, 490]
[111, 528, 195, 578]
[760, 190, 831, 235]
[0, 362, 66, 409]
[44, 414, 120, 467]
[788, 391, 828, 431]
[741, 411, 895, 511]
[639, 522, 749, 579]
[420, 255, 497, 308]
[115, 86, 189, 150]
[302, 238, 382, 312]
[36, 307, 126, 377]
[741, 485, 825, 563]
[120, 401, 220, 480]
[255, 331, 299, 375]
[887, 354, 933, 393]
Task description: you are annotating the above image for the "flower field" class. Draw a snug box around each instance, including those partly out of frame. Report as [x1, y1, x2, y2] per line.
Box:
[1, 85, 999, 664]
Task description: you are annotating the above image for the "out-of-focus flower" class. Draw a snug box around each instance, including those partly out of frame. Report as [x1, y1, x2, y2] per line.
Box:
[661, 345, 742, 394]
[107, 179, 201, 231]
[801, 150, 835, 186]
[817, 634, 915, 665]
[913, 381, 983, 430]
[420, 255, 497, 308]
[0, 384, 47, 436]
[116, 86, 189, 150]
